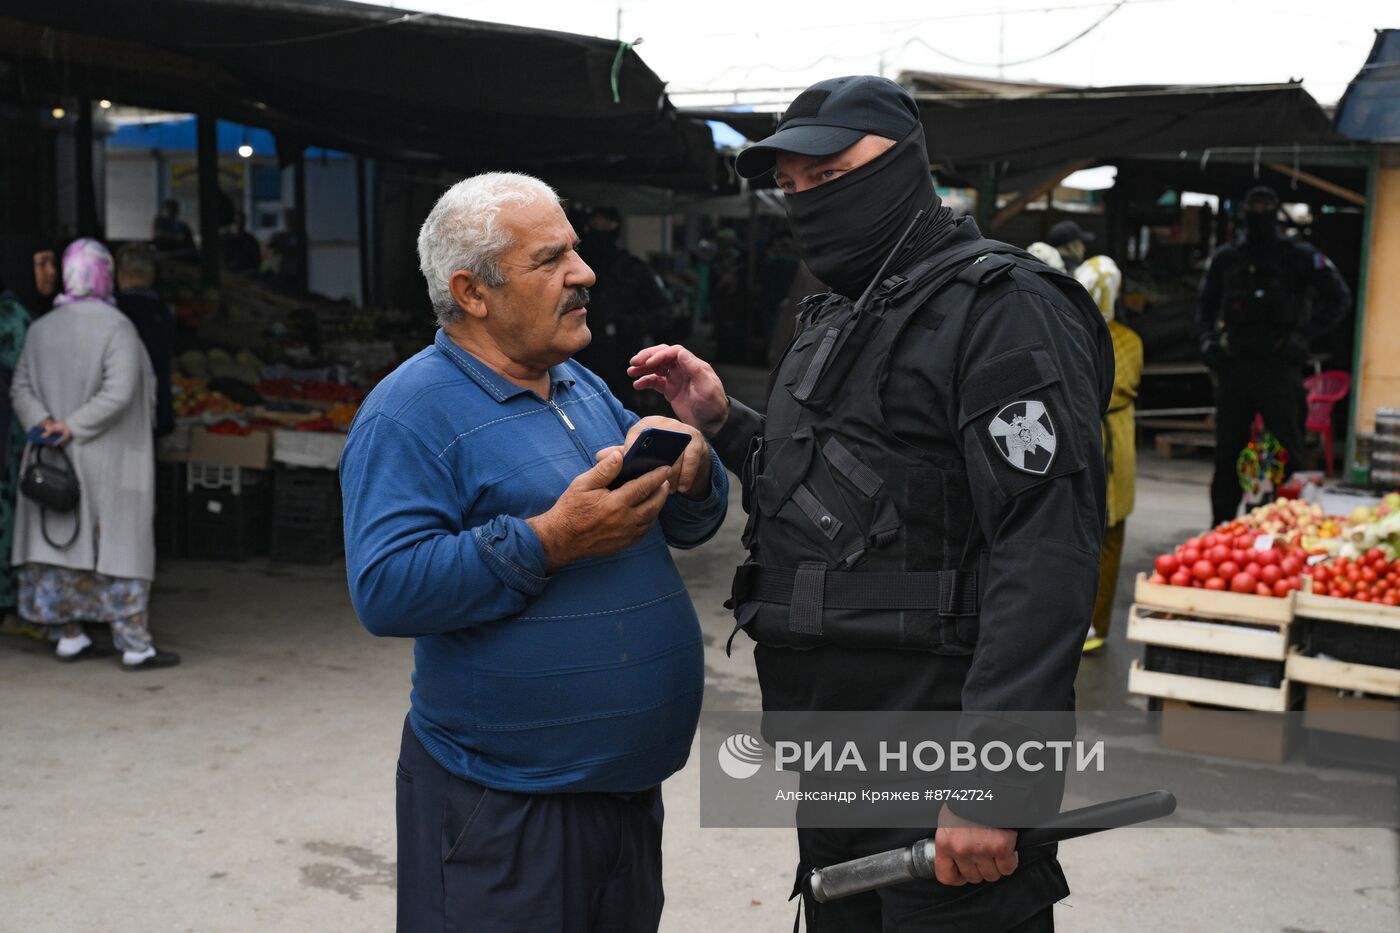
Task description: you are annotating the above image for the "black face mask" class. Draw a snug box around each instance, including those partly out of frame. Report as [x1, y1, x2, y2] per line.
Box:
[1244, 210, 1278, 243]
[784, 127, 942, 298]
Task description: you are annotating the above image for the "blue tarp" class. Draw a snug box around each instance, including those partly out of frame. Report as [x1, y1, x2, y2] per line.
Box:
[1335, 29, 1400, 142]
[109, 118, 347, 159]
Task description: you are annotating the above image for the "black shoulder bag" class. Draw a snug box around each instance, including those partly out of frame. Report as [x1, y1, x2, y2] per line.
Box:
[19, 443, 81, 550]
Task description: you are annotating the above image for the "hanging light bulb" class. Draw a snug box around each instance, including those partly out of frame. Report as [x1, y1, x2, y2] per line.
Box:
[238, 143, 254, 158]
[98, 99, 113, 109]
[51, 106, 66, 119]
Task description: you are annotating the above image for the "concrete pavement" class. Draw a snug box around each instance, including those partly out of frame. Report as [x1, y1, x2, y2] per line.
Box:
[1, 449, 1396, 931]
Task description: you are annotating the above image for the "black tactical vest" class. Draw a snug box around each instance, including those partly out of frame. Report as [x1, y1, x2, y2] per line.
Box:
[728, 239, 1090, 655]
[1216, 243, 1308, 360]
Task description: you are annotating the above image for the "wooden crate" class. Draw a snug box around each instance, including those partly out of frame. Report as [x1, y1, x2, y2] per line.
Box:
[1295, 585, 1400, 632]
[1133, 573, 1294, 626]
[1286, 650, 1400, 698]
[1128, 604, 1290, 661]
[1128, 660, 1294, 712]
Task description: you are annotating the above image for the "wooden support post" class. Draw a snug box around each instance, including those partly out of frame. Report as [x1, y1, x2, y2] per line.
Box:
[356, 153, 371, 307]
[292, 149, 308, 292]
[75, 96, 99, 238]
[1264, 162, 1366, 207]
[196, 112, 221, 287]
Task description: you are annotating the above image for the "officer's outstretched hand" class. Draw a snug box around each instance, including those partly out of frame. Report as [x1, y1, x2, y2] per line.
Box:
[628, 344, 730, 438]
[934, 804, 1018, 886]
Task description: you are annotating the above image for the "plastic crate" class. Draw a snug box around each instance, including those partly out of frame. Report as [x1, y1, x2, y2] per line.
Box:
[272, 465, 342, 522]
[1143, 645, 1285, 688]
[154, 462, 186, 558]
[270, 523, 343, 564]
[1307, 619, 1400, 670]
[187, 462, 265, 495]
[185, 480, 269, 561]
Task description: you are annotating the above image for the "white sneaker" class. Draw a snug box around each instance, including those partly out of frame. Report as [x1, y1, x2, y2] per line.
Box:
[55, 634, 93, 659]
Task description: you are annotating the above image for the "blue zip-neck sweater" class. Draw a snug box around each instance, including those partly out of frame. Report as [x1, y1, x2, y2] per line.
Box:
[341, 331, 726, 793]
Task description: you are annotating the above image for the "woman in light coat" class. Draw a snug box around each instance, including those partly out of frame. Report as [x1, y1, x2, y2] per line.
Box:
[10, 238, 178, 670]
[1074, 255, 1143, 654]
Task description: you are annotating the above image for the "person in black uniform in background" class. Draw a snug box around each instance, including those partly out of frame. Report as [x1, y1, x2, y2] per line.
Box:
[574, 206, 674, 409]
[628, 76, 1113, 932]
[1197, 186, 1351, 526]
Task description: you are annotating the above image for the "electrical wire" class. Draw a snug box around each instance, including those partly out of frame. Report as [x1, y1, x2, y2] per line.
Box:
[894, 1, 1128, 69]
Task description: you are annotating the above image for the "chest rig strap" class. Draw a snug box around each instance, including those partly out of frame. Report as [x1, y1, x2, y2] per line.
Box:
[733, 564, 980, 616]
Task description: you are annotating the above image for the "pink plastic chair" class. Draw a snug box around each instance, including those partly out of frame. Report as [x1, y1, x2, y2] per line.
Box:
[1303, 371, 1351, 476]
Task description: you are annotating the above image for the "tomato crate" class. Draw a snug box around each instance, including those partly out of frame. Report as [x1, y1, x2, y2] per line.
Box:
[1128, 660, 1294, 712]
[1294, 583, 1400, 671]
[1127, 604, 1291, 661]
[1143, 644, 1285, 688]
[1133, 573, 1294, 626]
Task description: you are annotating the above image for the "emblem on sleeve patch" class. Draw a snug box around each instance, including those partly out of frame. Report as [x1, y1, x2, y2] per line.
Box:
[988, 400, 1057, 474]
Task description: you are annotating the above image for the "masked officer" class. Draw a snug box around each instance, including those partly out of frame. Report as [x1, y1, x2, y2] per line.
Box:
[1197, 186, 1351, 525]
[629, 76, 1113, 932]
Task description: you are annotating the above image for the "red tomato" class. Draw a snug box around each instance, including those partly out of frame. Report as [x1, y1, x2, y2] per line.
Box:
[1356, 593, 1371, 602]
[1256, 582, 1274, 596]
[1256, 549, 1280, 567]
[1362, 567, 1379, 584]
[1184, 537, 1203, 551]
[1259, 564, 1283, 585]
[1149, 572, 1167, 585]
[1180, 547, 1202, 565]
[1238, 533, 1256, 549]
[1155, 554, 1180, 576]
[1230, 572, 1258, 594]
[1384, 593, 1399, 607]
[1244, 562, 1263, 579]
[1208, 545, 1231, 564]
[1192, 560, 1216, 582]
[1338, 579, 1355, 596]
[1273, 579, 1295, 597]
[1205, 577, 1227, 591]
[1280, 556, 1302, 577]
[1312, 566, 1331, 583]
[1170, 569, 1192, 587]
[1230, 549, 1248, 565]
[1366, 547, 1386, 564]
[1203, 533, 1223, 549]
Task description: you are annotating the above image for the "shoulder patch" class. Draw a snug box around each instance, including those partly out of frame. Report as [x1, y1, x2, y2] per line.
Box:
[956, 253, 1016, 288]
[988, 400, 1057, 474]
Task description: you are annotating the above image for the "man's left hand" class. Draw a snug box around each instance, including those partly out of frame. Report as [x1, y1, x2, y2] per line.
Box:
[933, 804, 1018, 886]
[597, 416, 712, 500]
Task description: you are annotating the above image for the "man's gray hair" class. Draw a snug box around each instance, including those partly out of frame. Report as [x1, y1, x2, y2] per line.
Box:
[416, 172, 559, 326]
[117, 241, 157, 283]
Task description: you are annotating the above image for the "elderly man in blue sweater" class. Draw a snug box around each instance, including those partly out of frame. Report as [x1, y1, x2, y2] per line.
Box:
[341, 172, 728, 933]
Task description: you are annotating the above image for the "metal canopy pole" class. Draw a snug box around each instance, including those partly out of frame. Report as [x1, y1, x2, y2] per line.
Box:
[356, 153, 371, 307]
[196, 112, 221, 287]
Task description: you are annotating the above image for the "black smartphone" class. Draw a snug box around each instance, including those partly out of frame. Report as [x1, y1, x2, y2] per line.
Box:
[607, 428, 692, 490]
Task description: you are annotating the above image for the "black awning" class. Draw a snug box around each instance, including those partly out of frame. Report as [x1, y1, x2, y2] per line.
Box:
[1335, 29, 1400, 142]
[0, 0, 716, 188]
[915, 82, 1341, 170]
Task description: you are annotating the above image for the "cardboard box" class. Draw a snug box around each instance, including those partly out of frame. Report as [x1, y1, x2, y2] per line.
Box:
[1158, 698, 1296, 764]
[1303, 685, 1400, 743]
[187, 428, 271, 470]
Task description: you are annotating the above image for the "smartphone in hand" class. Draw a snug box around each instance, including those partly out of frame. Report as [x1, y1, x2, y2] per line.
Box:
[607, 428, 691, 491]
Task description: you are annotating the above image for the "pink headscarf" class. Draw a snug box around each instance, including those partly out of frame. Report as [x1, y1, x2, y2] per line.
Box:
[53, 237, 116, 308]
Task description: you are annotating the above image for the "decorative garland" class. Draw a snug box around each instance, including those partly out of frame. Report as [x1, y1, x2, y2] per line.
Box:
[1237, 431, 1289, 497]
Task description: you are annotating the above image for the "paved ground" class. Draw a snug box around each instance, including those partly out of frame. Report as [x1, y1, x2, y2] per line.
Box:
[2, 384, 1397, 930]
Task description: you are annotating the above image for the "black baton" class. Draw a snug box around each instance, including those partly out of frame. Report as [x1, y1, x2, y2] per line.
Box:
[808, 791, 1177, 903]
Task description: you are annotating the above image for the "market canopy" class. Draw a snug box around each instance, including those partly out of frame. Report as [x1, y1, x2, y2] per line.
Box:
[0, 0, 716, 188]
[1335, 28, 1400, 142]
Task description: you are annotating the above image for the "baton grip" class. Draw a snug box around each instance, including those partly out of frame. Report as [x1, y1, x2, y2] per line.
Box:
[808, 791, 1176, 903]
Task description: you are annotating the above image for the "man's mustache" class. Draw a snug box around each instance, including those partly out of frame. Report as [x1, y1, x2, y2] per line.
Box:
[558, 286, 590, 316]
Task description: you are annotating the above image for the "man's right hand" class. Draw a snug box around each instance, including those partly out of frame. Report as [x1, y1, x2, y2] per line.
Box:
[525, 451, 670, 572]
[627, 344, 730, 438]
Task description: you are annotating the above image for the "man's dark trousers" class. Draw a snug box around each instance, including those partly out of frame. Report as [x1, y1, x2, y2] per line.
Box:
[1210, 360, 1307, 526]
[395, 718, 664, 932]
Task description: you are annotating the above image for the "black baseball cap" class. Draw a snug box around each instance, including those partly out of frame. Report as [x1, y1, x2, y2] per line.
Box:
[1047, 220, 1096, 248]
[734, 75, 920, 179]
